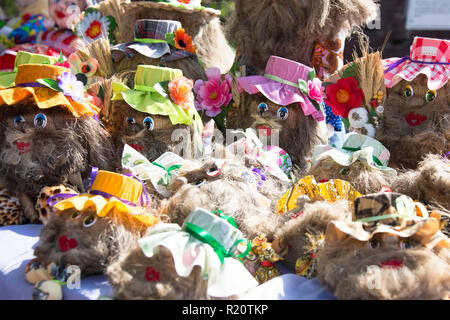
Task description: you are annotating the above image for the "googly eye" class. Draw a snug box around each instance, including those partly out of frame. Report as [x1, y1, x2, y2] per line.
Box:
[403, 85, 413, 98]
[425, 90, 437, 102]
[400, 239, 415, 250]
[367, 238, 380, 249]
[257, 102, 268, 114]
[195, 179, 206, 187]
[206, 163, 221, 177]
[33, 113, 47, 128]
[277, 107, 289, 120]
[143, 117, 154, 131]
[126, 117, 136, 125]
[14, 115, 25, 128]
[71, 212, 80, 219]
[83, 215, 96, 227]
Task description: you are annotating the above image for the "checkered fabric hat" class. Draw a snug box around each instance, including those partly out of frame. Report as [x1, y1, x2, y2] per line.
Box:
[111, 19, 192, 63]
[383, 37, 450, 90]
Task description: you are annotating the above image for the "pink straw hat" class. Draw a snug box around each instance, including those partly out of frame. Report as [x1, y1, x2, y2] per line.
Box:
[237, 56, 324, 121]
[383, 37, 450, 90]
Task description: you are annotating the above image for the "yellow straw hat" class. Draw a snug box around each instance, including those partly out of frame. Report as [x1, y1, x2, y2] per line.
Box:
[0, 64, 100, 118]
[51, 170, 157, 227]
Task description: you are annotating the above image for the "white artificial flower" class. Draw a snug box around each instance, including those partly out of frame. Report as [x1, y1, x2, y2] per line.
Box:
[376, 105, 384, 114]
[348, 107, 369, 129]
[75, 10, 110, 44]
[169, 0, 202, 8]
[361, 123, 376, 137]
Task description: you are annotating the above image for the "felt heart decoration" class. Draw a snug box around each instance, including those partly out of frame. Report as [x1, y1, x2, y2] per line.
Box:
[405, 112, 427, 127]
[130, 144, 144, 152]
[58, 235, 78, 252]
[145, 267, 160, 282]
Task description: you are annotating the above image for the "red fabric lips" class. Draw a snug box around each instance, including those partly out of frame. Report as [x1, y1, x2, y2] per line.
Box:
[145, 267, 160, 282]
[58, 235, 78, 252]
[130, 144, 144, 152]
[15, 141, 31, 154]
[405, 112, 427, 126]
[380, 259, 403, 269]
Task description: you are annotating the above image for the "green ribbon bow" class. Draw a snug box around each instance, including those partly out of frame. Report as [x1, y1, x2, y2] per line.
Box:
[152, 162, 182, 177]
[183, 211, 251, 264]
[342, 146, 385, 167]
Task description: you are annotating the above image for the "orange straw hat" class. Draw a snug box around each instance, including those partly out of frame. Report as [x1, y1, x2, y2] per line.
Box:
[0, 64, 100, 118]
[50, 169, 158, 227]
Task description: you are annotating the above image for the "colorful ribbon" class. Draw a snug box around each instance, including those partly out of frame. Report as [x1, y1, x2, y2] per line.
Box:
[152, 162, 182, 178]
[384, 55, 450, 74]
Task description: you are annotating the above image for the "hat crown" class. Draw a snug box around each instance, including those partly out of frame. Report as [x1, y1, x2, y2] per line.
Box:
[410, 37, 450, 63]
[265, 56, 313, 84]
[343, 134, 390, 166]
[14, 64, 70, 86]
[135, 64, 183, 88]
[14, 51, 58, 69]
[91, 170, 143, 205]
[134, 19, 182, 41]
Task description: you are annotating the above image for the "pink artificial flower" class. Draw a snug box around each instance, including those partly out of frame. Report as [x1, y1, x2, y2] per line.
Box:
[194, 67, 232, 118]
[308, 77, 323, 104]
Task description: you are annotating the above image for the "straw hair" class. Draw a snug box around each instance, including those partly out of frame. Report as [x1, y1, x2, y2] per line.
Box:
[74, 38, 114, 79]
[93, 0, 126, 44]
[352, 38, 386, 114]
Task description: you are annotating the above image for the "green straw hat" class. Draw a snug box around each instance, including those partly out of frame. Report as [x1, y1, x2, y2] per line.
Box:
[112, 65, 200, 126]
[0, 51, 58, 88]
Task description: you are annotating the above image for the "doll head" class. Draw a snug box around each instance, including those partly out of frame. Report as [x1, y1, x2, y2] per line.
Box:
[377, 37, 450, 169]
[316, 192, 450, 299]
[160, 158, 287, 240]
[0, 63, 115, 201]
[110, 65, 202, 162]
[98, 0, 234, 73]
[226, 0, 379, 76]
[308, 133, 397, 194]
[34, 170, 158, 276]
[48, 0, 88, 29]
[228, 56, 327, 169]
[107, 207, 257, 299]
[111, 19, 206, 81]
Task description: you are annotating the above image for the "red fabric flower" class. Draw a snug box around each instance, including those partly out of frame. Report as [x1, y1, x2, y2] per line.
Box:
[325, 77, 364, 118]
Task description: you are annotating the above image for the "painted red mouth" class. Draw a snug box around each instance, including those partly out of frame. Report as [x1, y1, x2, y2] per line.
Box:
[58, 235, 78, 252]
[55, 10, 66, 19]
[130, 143, 143, 152]
[257, 125, 272, 137]
[380, 259, 403, 269]
[405, 112, 427, 127]
[145, 266, 160, 282]
[15, 141, 31, 154]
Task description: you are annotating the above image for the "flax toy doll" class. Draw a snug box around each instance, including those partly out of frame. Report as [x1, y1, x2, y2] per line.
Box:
[25, 170, 160, 300]
[109, 64, 203, 164]
[94, 0, 234, 73]
[376, 37, 450, 210]
[227, 55, 328, 171]
[226, 0, 379, 79]
[110, 19, 206, 81]
[316, 192, 450, 300]
[0, 62, 115, 224]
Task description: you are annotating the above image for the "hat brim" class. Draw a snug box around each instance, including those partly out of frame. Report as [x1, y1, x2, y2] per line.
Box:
[0, 87, 100, 118]
[383, 57, 450, 90]
[312, 144, 397, 174]
[54, 194, 158, 227]
[237, 76, 318, 117]
[326, 217, 449, 250]
[112, 82, 194, 126]
[0, 72, 16, 88]
[111, 42, 171, 61]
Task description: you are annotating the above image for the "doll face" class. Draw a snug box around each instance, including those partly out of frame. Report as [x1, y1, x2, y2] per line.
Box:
[228, 92, 320, 168]
[317, 230, 450, 299]
[384, 75, 450, 132]
[0, 101, 113, 197]
[107, 245, 209, 300]
[111, 102, 188, 162]
[49, 0, 82, 29]
[34, 208, 113, 274]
